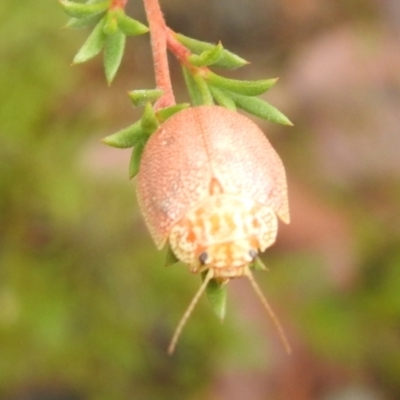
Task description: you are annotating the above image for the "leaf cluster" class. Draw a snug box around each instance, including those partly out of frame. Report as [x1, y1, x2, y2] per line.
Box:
[177, 33, 292, 126]
[102, 100, 189, 178]
[60, 0, 148, 84]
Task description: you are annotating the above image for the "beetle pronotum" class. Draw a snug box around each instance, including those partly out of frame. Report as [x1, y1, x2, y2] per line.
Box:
[137, 105, 290, 354]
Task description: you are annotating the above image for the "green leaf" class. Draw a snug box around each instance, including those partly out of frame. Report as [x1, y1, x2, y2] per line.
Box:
[103, 10, 119, 35]
[104, 29, 125, 84]
[188, 42, 223, 67]
[128, 89, 164, 107]
[251, 257, 269, 271]
[102, 121, 144, 148]
[65, 12, 106, 29]
[182, 66, 203, 106]
[176, 33, 248, 69]
[193, 74, 214, 105]
[229, 91, 293, 125]
[140, 103, 159, 135]
[129, 141, 145, 179]
[73, 18, 106, 64]
[156, 103, 190, 123]
[59, 0, 110, 19]
[203, 274, 227, 320]
[165, 244, 180, 267]
[207, 72, 278, 96]
[116, 12, 149, 36]
[209, 85, 236, 111]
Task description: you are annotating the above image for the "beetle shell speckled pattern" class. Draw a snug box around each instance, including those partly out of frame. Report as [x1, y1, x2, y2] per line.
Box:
[136, 105, 289, 272]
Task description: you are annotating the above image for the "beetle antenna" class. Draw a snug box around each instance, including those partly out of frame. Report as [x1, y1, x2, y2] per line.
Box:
[168, 268, 214, 354]
[245, 268, 292, 354]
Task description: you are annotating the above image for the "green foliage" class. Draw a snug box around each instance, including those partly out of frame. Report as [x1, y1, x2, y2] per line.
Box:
[206, 72, 278, 96]
[104, 29, 126, 84]
[156, 103, 190, 122]
[129, 89, 164, 107]
[208, 86, 236, 110]
[251, 257, 268, 272]
[102, 120, 143, 148]
[59, 0, 110, 19]
[140, 102, 159, 135]
[164, 244, 180, 267]
[182, 65, 204, 106]
[102, 103, 190, 150]
[129, 139, 145, 178]
[178, 41, 291, 123]
[192, 72, 214, 106]
[175, 33, 248, 69]
[66, 13, 106, 29]
[228, 92, 293, 125]
[203, 275, 227, 320]
[187, 42, 224, 67]
[73, 18, 107, 63]
[116, 11, 150, 36]
[64, 1, 148, 83]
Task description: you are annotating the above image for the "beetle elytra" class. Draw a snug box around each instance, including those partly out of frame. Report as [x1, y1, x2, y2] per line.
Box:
[136, 105, 290, 353]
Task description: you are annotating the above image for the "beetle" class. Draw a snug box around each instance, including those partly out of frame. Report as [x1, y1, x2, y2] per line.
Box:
[136, 105, 290, 353]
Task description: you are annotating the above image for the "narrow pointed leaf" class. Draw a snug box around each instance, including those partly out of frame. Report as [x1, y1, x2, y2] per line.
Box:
[104, 29, 125, 84]
[188, 42, 223, 67]
[182, 66, 203, 106]
[73, 18, 106, 64]
[229, 91, 293, 125]
[102, 121, 144, 148]
[203, 274, 227, 320]
[209, 85, 236, 110]
[66, 12, 106, 29]
[156, 103, 190, 122]
[193, 74, 214, 105]
[251, 257, 269, 271]
[140, 103, 159, 135]
[128, 89, 164, 107]
[176, 33, 248, 69]
[59, 0, 110, 19]
[207, 72, 278, 96]
[165, 244, 180, 267]
[116, 12, 149, 36]
[129, 141, 145, 179]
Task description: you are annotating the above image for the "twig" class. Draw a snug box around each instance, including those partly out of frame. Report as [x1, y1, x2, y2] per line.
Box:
[166, 28, 191, 65]
[143, 0, 175, 109]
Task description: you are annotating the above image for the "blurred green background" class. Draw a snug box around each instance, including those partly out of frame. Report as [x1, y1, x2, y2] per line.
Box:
[1, 0, 400, 399]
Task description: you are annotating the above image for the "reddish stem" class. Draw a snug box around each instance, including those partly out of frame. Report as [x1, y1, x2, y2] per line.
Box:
[111, 0, 127, 10]
[143, 0, 175, 109]
[166, 28, 191, 66]
[166, 28, 210, 81]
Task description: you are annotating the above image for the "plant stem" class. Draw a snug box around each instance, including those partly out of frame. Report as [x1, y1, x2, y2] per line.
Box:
[143, 0, 175, 109]
[111, 0, 127, 10]
[166, 28, 191, 65]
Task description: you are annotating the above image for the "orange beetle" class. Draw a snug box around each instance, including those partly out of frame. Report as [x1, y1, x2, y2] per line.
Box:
[136, 105, 290, 353]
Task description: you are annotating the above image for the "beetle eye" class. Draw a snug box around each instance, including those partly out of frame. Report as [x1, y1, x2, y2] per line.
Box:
[199, 252, 208, 265]
[249, 249, 258, 261]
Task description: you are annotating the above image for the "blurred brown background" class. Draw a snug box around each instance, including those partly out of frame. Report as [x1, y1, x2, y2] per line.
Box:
[1, 0, 400, 399]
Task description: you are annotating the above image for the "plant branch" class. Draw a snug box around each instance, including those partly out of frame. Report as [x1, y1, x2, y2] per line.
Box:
[166, 28, 191, 65]
[143, 0, 175, 109]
